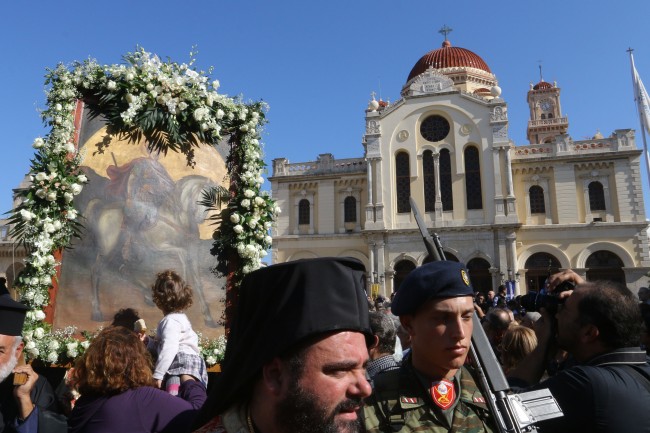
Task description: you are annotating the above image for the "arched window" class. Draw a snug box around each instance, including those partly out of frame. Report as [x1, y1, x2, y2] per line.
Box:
[524, 252, 561, 293]
[541, 114, 546, 119]
[529, 185, 545, 214]
[396, 152, 411, 213]
[440, 149, 453, 211]
[344, 196, 356, 223]
[464, 146, 483, 210]
[423, 150, 436, 212]
[467, 257, 492, 293]
[547, 113, 553, 119]
[586, 250, 625, 283]
[298, 199, 310, 225]
[588, 181, 606, 211]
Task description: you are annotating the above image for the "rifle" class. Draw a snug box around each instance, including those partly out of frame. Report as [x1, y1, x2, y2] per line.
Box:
[409, 197, 562, 433]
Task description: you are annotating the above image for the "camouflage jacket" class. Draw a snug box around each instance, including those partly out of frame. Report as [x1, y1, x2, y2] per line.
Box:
[362, 362, 496, 433]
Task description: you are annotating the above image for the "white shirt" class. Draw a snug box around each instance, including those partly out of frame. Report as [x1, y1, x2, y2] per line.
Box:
[151, 312, 200, 380]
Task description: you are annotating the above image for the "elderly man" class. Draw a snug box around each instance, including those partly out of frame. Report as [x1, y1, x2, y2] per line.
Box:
[508, 270, 650, 433]
[366, 312, 400, 380]
[193, 257, 372, 433]
[362, 261, 495, 432]
[0, 295, 66, 432]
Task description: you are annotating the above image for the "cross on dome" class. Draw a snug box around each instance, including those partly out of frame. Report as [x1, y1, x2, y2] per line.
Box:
[438, 25, 453, 41]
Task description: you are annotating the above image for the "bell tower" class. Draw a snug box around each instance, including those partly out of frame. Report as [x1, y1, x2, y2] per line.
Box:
[526, 69, 568, 144]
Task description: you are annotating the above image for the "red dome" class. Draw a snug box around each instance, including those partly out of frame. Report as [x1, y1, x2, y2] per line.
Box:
[533, 80, 553, 90]
[407, 40, 491, 82]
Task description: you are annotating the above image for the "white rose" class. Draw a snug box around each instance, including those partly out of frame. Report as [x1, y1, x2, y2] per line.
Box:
[35, 310, 46, 321]
[40, 274, 51, 285]
[264, 235, 273, 244]
[233, 225, 244, 234]
[81, 340, 90, 349]
[29, 347, 40, 357]
[35, 172, 47, 182]
[254, 197, 265, 206]
[274, 206, 282, 214]
[30, 277, 39, 286]
[48, 340, 60, 350]
[78, 174, 88, 183]
[25, 341, 36, 350]
[33, 138, 45, 148]
[34, 328, 45, 339]
[53, 220, 62, 231]
[67, 349, 78, 359]
[45, 191, 57, 202]
[244, 189, 255, 198]
[20, 209, 33, 221]
[55, 103, 63, 111]
[66, 209, 78, 220]
[47, 351, 59, 363]
[229, 213, 240, 223]
[64, 142, 75, 153]
[125, 93, 135, 103]
[44, 222, 55, 233]
[125, 72, 135, 81]
[215, 109, 225, 119]
[23, 290, 35, 301]
[34, 293, 45, 305]
[64, 192, 73, 202]
[206, 355, 217, 366]
[264, 222, 272, 230]
[35, 189, 46, 199]
[178, 101, 188, 111]
[212, 80, 220, 90]
[260, 249, 268, 257]
[240, 199, 251, 209]
[240, 124, 249, 132]
[107, 80, 117, 90]
[70, 183, 83, 195]
[67, 342, 78, 351]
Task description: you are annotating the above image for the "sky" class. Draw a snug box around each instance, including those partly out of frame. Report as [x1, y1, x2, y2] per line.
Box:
[2, 0, 650, 218]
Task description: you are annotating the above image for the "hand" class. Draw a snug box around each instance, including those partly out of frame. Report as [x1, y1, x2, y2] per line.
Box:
[156, 379, 162, 389]
[13, 364, 38, 420]
[546, 269, 584, 292]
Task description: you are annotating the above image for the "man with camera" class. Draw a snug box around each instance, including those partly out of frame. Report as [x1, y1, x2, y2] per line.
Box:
[508, 270, 650, 433]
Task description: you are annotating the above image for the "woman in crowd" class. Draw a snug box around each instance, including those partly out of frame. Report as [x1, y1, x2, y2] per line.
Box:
[500, 325, 538, 375]
[68, 326, 206, 433]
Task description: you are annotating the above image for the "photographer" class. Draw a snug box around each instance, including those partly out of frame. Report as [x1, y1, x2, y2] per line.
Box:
[508, 270, 650, 433]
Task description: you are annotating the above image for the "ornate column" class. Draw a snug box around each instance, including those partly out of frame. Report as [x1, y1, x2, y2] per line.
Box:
[376, 241, 386, 297]
[433, 151, 443, 219]
[505, 231, 519, 295]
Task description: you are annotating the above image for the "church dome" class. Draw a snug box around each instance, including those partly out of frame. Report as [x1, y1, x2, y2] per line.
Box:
[533, 80, 553, 90]
[407, 40, 492, 82]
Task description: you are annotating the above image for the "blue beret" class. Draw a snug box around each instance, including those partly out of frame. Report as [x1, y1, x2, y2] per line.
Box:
[392, 261, 474, 315]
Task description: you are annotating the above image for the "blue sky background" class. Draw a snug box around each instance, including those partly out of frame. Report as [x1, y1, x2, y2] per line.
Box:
[2, 0, 650, 218]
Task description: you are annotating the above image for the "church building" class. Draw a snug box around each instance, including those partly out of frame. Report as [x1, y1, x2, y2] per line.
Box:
[269, 33, 650, 297]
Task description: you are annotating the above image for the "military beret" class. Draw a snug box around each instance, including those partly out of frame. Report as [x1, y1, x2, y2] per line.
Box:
[392, 261, 474, 315]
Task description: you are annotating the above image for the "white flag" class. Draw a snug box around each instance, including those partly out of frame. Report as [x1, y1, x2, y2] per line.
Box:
[632, 59, 650, 134]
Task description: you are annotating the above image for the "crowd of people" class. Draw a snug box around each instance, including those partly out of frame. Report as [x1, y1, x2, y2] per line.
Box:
[0, 258, 649, 433]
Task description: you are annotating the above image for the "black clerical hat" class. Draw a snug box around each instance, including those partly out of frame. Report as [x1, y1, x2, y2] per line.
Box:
[0, 294, 29, 336]
[201, 257, 371, 416]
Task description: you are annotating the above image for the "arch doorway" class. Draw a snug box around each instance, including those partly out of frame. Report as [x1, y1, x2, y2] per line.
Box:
[466, 258, 492, 294]
[585, 250, 625, 283]
[523, 253, 561, 293]
[393, 260, 416, 293]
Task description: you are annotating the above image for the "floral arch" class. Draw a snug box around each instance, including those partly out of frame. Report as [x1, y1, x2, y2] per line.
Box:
[8, 48, 277, 365]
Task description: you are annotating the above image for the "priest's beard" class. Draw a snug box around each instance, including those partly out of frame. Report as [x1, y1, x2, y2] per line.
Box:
[275, 379, 363, 433]
[0, 353, 18, 383]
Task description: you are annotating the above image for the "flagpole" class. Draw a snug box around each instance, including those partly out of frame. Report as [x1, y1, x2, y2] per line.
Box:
[628, 48, 650, 193]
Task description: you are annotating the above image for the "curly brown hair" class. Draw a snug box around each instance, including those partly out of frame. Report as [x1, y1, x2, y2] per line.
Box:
[74, 326, 156, 396]
[151, 270, 193, 315]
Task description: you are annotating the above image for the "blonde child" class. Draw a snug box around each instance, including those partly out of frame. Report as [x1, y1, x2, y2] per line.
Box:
[148, 270, 208, 395]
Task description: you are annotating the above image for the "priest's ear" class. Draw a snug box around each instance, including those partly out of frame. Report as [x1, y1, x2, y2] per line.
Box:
[261, 357, 290, 396]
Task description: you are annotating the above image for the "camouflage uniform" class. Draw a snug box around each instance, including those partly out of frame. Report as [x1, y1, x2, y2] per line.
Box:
[363, 360, 495, 433]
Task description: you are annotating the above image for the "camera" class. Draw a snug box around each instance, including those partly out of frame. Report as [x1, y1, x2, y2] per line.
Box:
[519, 280, 575, 316]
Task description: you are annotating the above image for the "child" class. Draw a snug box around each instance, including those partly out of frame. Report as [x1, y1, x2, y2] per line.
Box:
[149, 270, 208, 395]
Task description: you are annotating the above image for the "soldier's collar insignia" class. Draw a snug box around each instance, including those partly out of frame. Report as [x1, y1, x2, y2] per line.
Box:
[431, 379, 455, 410]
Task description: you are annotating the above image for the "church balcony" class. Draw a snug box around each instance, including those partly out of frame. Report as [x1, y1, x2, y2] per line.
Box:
[272, 155, 367, 177]
[527, 117, 568, 128]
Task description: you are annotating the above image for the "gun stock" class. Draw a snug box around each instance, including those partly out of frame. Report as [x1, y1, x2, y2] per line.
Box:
[409, 197, 562, 433]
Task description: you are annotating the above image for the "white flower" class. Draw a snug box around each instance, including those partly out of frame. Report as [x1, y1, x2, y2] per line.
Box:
[35, 189, 46, 199]
[212, 80, 220, 90]
[34, 293, 45, 306]
[55, 103, 63, 111]
[244, 189, 255, 198]
[67, 348, 78, 358]
[233, 224, 244, 234]
[33, 138, 45, 149]
[35, 172, 47, 182]
[45, 191, 57, 202]
[40, 274, 51, 286]
[274, 206, 282, 214]
[240, 199, 251, 209]
[30, 277, 39, 286]
[254, 197, 265, 206]
[125, 72, 135, 81]
[23, 290, 35, 300]
[29, 347, 40, 357]
[107, 80, 117, 90]
[178, 101, 188, 111]
[34, 328, 45, 339]
[81, 340, 90, 349]
[64, 192, 73, 202]
[66, 209, 78, 220]
[44, 222, 56, 233]
[264, 235, 273, 244]
[70, 183, 83, 195]
[64, 142, 75, 153]
[48, 340, 60, 351]
[25, 341, 36, 351]
[215, 109, 225, 119]
[240, 124, 249, 132]
[47, 351, 59, 363]
[67, 341, 78, 351]
[206, 355, 217, 366]
[78, 174, 88, 183]
[20, 209, 33, 221]
[229, 213, 240, 223]
[35, 310, 46, 321]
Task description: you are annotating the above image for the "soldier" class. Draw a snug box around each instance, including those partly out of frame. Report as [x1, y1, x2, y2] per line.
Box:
[362, 261, 496, 432]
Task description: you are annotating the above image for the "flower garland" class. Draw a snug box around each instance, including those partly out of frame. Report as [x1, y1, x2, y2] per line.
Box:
[8, 47, 276, 364]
